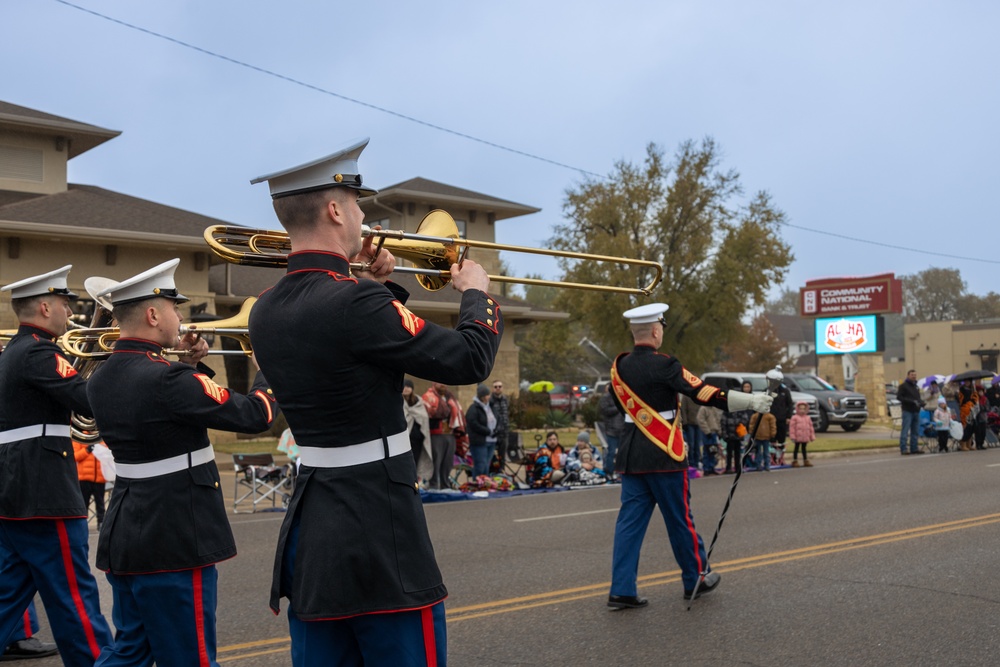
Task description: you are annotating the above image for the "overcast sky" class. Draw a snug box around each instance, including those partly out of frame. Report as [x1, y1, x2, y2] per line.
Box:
[3, 0, 998, 300]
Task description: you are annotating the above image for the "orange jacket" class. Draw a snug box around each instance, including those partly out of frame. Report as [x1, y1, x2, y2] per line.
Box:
[73, 440, 106, 483]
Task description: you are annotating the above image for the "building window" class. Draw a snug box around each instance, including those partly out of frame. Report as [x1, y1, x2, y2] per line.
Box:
[369, 217, 390, 230]
[0, 145, 44, 182]
[453, 219, 467, 239]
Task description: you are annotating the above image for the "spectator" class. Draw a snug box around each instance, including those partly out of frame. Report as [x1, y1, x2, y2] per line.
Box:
[402, 380, 433, 485]
[896, 369, 925, 455]
[529, 431, 566, 487]
[466, 384, 498, 478]
[696, 404, 723, 476]
[933, 396, 953, 453]
[942, 380, 960, 420]
[680, 394, 703, 471]
[974, 382, 989, 450]
[423, 382, 457, 489]
[489, 380, 510, 464]
[769, 375, 794, 453]
[565, 430, 603, 472]
[985, 379, 1000, 410]
[73, 439, 107, 530]
[749, 411, 777, 471]
[598, 385, 625, 481]
[921, 379, 941, 406]
[788, 401, 816, 467]
[720, 381, 752, 473]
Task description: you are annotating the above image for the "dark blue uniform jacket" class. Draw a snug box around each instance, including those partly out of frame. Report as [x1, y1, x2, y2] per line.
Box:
[87, 338, 276, 574]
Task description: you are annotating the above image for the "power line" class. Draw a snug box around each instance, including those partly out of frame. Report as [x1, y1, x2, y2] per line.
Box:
[778, 221, 1000, 265]
[46, 1, 999, 268]
[51, 0, 604, 179]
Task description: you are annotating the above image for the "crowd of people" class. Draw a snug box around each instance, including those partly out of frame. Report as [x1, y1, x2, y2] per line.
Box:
[899, 370, 1000, 453]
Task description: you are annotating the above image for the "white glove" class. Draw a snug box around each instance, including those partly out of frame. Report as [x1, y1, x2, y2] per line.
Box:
[727, 391, 774, 414]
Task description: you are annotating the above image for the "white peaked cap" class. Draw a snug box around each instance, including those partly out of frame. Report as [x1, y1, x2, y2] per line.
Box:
[250, 137, 378, 199]
[622, 302, 669, 324]
[97, 259, 188, 306]
[1, 265, 77, 299]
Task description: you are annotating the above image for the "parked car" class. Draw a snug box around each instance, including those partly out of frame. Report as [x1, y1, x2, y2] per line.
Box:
[548, 382, 575, 413]
[783, 374, 868, 432]
[700, 372, 822, 429]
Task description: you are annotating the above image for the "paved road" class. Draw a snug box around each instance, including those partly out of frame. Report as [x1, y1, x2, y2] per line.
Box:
[22, 445, 1000, 666]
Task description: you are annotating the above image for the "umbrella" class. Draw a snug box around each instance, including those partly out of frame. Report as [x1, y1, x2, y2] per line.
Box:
[528, 380, 555, 393]
[918, 374, 947, 389]
[992, 375, 1000, 386]
[949, 369, 995, 383]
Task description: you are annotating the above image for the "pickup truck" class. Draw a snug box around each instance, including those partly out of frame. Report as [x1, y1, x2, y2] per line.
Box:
[701, 372, 821, 429]
[783, 374, 868, 432]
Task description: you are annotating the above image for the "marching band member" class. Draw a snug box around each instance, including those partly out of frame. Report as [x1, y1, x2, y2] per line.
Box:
[0, 266, 113, 665]
[249, 138, 502, 666]
[86, 259, 277, 667]
[607, 303, 772, 609]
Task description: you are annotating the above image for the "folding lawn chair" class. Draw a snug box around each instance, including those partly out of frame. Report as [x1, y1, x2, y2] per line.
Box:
[233, 453, 293, 513]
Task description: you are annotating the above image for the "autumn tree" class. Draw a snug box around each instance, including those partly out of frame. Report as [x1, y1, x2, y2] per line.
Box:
[515, 277, 593, 383]
[549, 139, 793, 372]
[900, 268, 965, 321]
[718, 314, 788, 372]
[765, 287, 800, 316]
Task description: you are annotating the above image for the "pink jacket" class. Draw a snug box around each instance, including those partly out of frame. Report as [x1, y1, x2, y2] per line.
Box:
[788, 414, 815, 443]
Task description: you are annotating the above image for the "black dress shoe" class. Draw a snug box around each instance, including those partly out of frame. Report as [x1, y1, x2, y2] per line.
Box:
[607, 594, 648, 610]
[684, 571, 721, 600]
[2, 637, 59, 660]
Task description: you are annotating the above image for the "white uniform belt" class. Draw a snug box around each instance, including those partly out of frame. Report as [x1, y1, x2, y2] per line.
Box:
[0, 424, 71, 444]
[624, 409, 676, 424]
[116, 445, 215, 479]
[299, 431, 410, 468]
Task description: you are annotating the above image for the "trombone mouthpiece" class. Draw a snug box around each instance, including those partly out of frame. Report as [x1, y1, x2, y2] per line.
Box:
[361, 225, 373, 238]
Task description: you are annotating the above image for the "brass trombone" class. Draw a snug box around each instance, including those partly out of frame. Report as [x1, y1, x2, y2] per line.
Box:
[60, 298, 256, 360]
[205, 210, 663, 295]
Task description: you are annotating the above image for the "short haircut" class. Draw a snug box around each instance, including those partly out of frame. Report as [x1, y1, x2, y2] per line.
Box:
[630, 322, 656, 339]
[271, 188, 338, 233]
[112, 300, 154, 329]
[907, 369, 915, 375]
[545, 431, 558, 440]
[11, 295, 45, 319]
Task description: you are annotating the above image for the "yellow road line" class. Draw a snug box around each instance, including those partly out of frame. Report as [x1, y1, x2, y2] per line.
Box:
[216, 512, 1000, 659]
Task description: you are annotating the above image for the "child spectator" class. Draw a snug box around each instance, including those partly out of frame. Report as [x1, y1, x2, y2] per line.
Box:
[73, 439, 107, 529]
[565, 431, 603, 472]
[788, 400, 816, 467]
[933, 396, 953, 453]
[748, 411, 777, 471]
[720, 381, 753, 473]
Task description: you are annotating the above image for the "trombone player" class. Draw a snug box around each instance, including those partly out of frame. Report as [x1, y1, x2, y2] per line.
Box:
[0, 266, 113, 665]
[249, 138, 503, 666]
[84, 259, 278, 666]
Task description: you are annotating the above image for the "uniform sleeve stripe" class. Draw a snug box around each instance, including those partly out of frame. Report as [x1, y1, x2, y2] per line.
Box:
[696, 386, 718, 402]
[254, 390, 274, 424]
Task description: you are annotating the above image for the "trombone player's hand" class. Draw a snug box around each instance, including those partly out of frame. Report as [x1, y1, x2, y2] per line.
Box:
[176, 331, 210, 365]
[450, 260, 490, 294]
[353, 225, 396, 284]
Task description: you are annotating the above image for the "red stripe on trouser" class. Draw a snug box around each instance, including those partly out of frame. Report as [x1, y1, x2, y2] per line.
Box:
[682, 473, 704, 574]
[192, 568, 210, 667]
[55, 520, 100, 659]
[421, 606, 437, 666]
[22, 610, 31, 639]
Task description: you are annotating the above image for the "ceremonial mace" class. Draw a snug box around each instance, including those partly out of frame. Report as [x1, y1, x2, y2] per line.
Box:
[687, 366, 784, 610]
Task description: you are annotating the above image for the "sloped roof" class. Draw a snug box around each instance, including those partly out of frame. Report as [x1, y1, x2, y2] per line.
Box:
[0, 184, 229, 247]
[766, 313, 814, 343]
[371, 177, 539, 220]
[0, 101, 121, 158]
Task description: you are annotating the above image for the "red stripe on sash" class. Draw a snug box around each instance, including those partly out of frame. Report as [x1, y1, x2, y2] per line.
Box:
[22, 609, 31, 638]
[421, 606, 437, 666]
[55, 520, 100, 659]
[193, 568, 210, 667]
